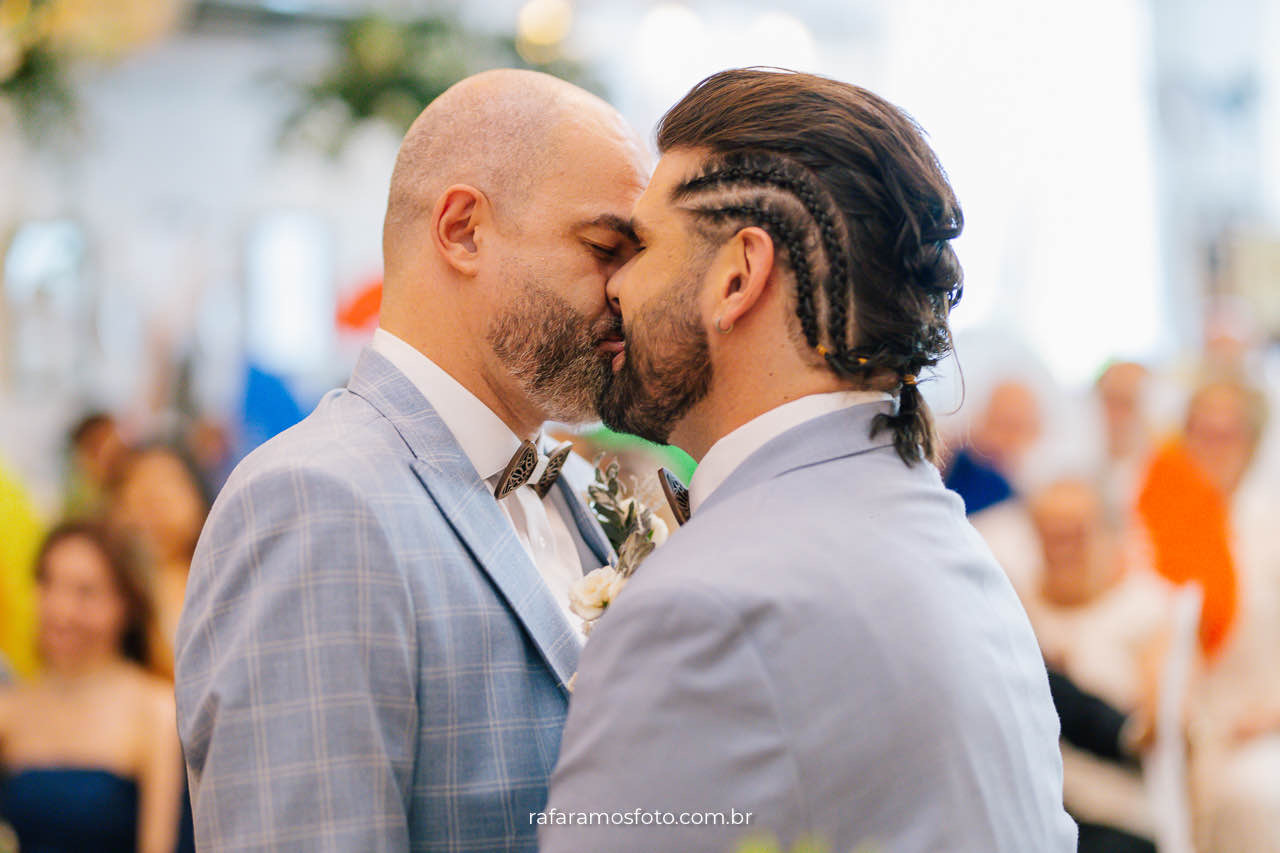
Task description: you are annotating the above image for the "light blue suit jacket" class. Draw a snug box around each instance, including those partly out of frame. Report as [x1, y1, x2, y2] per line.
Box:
[175, 348, 610, 852]
[543, 401, 1077, 852]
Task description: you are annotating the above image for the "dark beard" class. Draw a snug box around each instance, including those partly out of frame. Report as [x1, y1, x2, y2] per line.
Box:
[487, 284, 612, 424]
[597, 280, 713, 445]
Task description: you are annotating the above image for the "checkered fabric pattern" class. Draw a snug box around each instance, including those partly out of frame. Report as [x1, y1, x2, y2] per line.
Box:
[176, 348, 607, 852]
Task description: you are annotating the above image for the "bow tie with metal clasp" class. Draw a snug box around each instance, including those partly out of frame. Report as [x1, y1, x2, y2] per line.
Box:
[493, 440, 575, 500]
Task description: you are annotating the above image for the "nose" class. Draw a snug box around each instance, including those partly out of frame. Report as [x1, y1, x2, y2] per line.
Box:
[41, 587, 77, 628]
[604, 268, 624, 315]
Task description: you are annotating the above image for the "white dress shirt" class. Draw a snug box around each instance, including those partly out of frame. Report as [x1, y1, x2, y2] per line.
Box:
[371, 329, 587, 637]
[689, 390, 894, 514]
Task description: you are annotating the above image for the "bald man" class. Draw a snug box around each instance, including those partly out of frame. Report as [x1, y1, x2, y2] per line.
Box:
[175, 70, 647, 852]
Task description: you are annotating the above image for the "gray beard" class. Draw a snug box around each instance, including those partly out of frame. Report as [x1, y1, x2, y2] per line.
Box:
[487, 283, 611, 425]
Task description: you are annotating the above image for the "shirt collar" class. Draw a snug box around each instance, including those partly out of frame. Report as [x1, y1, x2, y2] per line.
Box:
[371, 328, 534, 482]
[688, 389, 894, 513]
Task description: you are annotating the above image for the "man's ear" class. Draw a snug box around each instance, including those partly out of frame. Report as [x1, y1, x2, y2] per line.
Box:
[431, 184, 488, 276]
[713, 226, 776, 331]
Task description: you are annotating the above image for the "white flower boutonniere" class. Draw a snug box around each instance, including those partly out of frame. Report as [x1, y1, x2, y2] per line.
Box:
[569, 565, 627, 624]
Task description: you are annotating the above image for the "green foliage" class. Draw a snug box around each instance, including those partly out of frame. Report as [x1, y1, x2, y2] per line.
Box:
[587, 456, 660, 576]
[1, 0, 79, 143]
[736, 835, 882, 853]
[284, 12, 603, 156]
[0, 39, 76, 138]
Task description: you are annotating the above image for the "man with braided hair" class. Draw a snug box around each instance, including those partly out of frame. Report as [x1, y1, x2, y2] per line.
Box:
[542, 69, 1075, 852]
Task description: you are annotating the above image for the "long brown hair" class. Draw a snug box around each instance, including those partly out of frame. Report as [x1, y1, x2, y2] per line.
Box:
[657, 68, 964, 465]
[35, 520, 163, 674]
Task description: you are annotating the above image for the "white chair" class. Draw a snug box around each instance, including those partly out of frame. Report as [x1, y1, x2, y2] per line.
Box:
[1145, 582, 1202, 853]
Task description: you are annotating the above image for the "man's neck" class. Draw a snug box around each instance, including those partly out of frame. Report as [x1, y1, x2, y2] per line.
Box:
[378, 322, 543, 439]
[672, 370, 859, 462]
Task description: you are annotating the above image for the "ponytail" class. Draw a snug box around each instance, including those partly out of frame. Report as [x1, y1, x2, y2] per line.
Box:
[871, 381, 938, 466]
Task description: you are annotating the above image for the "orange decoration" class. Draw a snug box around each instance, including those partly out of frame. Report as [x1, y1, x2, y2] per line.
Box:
[337, 276, 382, 331]
[1136, 439, 1239, 659]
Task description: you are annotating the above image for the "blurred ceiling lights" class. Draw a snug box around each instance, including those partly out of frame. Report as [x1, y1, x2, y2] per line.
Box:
[516, 0, 571, 64]
[4, 0, 189, 58]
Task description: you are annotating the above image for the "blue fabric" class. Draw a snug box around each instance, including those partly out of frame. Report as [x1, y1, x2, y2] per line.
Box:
[944, 446, 1015, 515]
[239, 361, 308, 455]
[176, 784, 195, 853]
[0, 768, 137, 853]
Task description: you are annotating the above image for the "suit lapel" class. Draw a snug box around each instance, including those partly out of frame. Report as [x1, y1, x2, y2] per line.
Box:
[347, 347, 580, 693]
[409, 459, 581, 692]
[552, 472, 614, 570]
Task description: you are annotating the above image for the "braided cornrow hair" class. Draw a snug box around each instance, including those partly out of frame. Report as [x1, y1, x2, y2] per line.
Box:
[673, 152, 833, 349]
[657, 68, 965, 466]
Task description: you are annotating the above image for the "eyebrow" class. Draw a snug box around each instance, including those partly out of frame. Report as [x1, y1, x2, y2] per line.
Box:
[628, 215, 652, 244]
[575, 214, 638, 243]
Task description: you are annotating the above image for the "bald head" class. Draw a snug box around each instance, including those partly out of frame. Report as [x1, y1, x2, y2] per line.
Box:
[373, 69, 649, 438]
[1029, 477, 1123, 605]
[382, 69, 636, 283]
[973, 380, 1042, 468]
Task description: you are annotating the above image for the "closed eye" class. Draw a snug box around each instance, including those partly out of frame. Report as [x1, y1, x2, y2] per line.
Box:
[587, 242, 620, 259]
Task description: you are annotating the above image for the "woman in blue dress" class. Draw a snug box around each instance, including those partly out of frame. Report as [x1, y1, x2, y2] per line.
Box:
[0, 520, 186, 853]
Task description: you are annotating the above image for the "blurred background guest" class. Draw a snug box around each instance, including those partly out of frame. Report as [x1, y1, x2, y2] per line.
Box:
[943, 379, 1044, 516]
[1022, 478, 1170, 853]
[106, 445, 211, 668]
[0, 521, 186, 853]
[63, 412, 128, 520]
[1137, 378, 1280, 853]
[945, 376, 1050, 594]
[181, 415, 235, 499]
[1092, 361, 1155, 518]
[1136, 378, 1268, 661]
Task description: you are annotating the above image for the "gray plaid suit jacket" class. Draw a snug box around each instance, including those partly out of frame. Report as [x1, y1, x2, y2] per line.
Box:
[175, 347, 610, 852]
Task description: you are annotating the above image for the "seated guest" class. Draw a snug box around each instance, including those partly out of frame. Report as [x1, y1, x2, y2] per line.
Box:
[1137, 378, 1268, 658]
[1092, 361, 1154, 517]
[1047, 668, 1147, 769]
[1023, 478, 1169, 853]
[944, 379, 1042, 515]
[0, 521, 186, 853]
[1139, 377, 1280, 852]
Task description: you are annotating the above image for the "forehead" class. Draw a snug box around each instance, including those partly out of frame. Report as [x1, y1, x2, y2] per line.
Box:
[1190, 390, 1248, 427]
[629, 147, 711, 236]
[634, 148, 704, 219]
[126, 451, 186, 484]
[1033, 483, 1099, 519]
[44, 536, 111, 580]
[542, 117, 650, 218]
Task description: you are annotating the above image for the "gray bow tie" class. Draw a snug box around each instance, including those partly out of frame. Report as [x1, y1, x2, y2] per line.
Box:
[494, 440, 574, 500]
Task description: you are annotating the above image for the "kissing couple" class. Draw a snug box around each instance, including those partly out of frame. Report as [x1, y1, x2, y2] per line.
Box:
[176, 67, 1076, 853]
